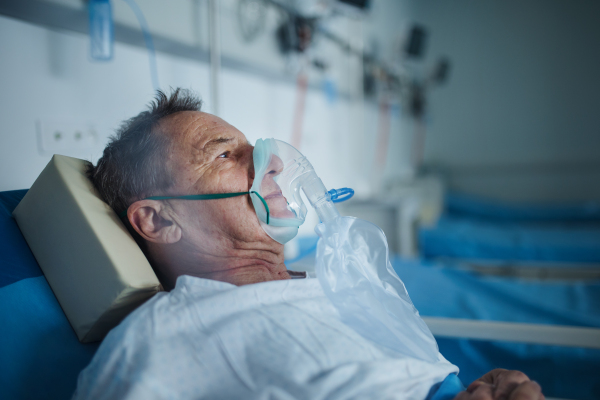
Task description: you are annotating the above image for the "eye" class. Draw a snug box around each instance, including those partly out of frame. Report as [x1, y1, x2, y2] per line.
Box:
[218, 151, 230, 159]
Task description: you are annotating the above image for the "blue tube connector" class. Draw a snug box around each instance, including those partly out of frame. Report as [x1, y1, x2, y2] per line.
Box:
[328, 188, 354, 203]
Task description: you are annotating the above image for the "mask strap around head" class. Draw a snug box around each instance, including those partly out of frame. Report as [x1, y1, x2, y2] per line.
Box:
[118, 191, 269, 223]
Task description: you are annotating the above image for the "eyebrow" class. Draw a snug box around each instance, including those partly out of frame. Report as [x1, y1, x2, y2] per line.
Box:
[203, 137, 233, 151]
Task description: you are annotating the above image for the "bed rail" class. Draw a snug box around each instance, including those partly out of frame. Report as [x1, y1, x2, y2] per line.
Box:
[422, 317, 600, 349]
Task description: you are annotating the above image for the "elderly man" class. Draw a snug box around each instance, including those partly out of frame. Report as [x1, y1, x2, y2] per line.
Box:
[75, 89, 544, 400]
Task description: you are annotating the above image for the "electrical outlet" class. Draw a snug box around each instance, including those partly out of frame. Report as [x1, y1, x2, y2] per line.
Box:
[37, 119, 99, 155]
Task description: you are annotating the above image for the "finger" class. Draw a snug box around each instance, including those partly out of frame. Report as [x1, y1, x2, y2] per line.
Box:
[470, 383, 495, 400]
[494, 370, 531, 400]
[452, 390, 470, 400]
[474, 369, 508, 386]
[467, 380, 488, 394]
[508, 381, 543, 400]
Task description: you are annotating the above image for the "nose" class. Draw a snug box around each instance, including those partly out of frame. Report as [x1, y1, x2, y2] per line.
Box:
[266, 154, 284, 174]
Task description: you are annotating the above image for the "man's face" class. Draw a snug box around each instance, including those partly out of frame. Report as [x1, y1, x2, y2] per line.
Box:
[154, 111, 289, 284]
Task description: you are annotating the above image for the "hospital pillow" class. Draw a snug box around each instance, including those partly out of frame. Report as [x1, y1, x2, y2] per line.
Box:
[13, 155, 162, 343]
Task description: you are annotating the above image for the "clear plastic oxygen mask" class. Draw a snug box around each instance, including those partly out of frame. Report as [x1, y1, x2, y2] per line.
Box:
[249, 138, 353, 244]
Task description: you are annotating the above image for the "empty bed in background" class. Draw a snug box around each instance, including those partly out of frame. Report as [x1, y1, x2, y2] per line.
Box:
[420, 193, 600, 264]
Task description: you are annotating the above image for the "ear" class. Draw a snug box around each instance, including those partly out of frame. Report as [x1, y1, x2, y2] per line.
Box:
[127, 200, 182, 244]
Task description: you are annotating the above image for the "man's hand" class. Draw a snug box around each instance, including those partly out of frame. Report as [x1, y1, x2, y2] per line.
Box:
[454, 369, 544, 400]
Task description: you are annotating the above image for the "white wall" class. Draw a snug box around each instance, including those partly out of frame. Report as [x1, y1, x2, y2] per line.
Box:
[0, 0, 417, 196]
[0, 1, 417, 238]
[7, 0, 596, 207]
[412, 0, 600, 202]
[0, 14, 202, 191]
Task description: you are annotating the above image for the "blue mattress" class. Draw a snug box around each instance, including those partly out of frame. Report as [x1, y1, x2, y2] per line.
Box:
[446, 192, 600, 222]
[0, 190, 99, 399]
[419, 215, 600, 263]
[393, 257, 600, 400]
[422, 193, 600, 263]
[0, 190, 43, 288]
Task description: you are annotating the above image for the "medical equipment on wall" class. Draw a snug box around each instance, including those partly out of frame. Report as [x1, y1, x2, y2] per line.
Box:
[236, 0, 268, 43]
[121, 0, 160, 92]
[252, 138, 442, 363]
[89, 0, 113, 60]
[89, 0, 160, 91]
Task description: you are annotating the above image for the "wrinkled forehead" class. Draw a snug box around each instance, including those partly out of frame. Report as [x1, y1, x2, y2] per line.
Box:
[158, 111, 248, 163]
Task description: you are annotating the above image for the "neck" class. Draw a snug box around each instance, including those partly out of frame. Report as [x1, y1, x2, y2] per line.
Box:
[148, 238, 289, 289]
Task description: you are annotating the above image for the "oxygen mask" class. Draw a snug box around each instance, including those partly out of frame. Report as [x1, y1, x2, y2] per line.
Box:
[250, 138, 353, 244]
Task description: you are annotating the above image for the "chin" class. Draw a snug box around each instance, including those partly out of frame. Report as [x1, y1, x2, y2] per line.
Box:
[267, 203, 297, 219]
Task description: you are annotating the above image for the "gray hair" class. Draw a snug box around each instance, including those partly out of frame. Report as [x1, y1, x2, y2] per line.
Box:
[87, 88, 202, 217]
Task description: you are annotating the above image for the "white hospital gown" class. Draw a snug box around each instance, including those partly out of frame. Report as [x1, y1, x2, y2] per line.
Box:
[73, 276, 458, 400]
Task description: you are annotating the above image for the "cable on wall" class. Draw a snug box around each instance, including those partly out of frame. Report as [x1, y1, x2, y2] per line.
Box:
[121, 0, 160, 92]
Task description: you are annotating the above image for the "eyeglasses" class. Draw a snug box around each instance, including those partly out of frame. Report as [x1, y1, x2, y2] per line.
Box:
[118, 191, 270, 223]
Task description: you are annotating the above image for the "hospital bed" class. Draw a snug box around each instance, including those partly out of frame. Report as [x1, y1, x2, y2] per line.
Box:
[332, 189, 600, 399]
[414, 194, 600, 399]
[2, 186, 600, 399]
[419, 192, 600, 264]
[397, 257, 600, 400]
[287, 249, 600, 400]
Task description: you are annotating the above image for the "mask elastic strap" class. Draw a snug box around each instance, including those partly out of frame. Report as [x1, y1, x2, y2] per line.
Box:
[249, 191, 270, 224]
[145, 192, 250, 201]
[118, 191, 270, 223]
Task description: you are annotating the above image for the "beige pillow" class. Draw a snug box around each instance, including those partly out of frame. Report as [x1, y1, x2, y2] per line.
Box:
[13, 155, 161, 343]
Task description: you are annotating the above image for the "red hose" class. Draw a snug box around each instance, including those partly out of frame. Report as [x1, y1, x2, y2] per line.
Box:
[291, 72, 308, 150]
[376, 97, 391, 169]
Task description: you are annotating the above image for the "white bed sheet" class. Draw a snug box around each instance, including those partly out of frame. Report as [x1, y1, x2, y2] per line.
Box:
[73, 276, 458, 400]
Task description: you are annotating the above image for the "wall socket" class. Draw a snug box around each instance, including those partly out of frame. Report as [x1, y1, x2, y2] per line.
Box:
[37, 119, 99, 155]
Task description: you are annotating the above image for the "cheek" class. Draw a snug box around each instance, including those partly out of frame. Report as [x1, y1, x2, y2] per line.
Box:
[218, 198, 276, 244]
[183, 196, 262, 236]
[210, 167, 251, 193]
[177, 201, 219, 232]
